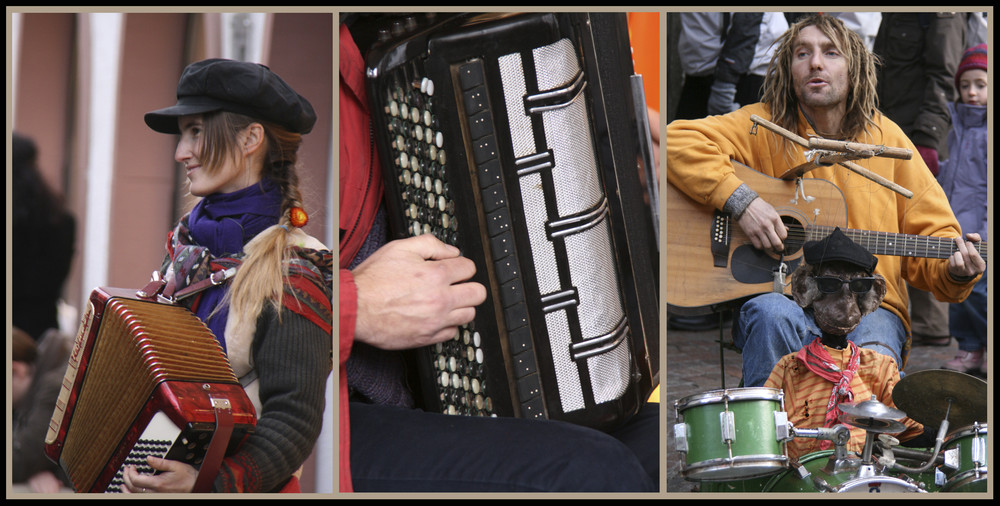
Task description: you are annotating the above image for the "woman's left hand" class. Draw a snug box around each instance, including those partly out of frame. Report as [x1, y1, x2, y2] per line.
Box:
[120, 456, 199, 494]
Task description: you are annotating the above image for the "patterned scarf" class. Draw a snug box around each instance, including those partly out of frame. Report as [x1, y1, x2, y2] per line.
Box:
[161, 179, 332, 351]
[795, 337, 861, 450]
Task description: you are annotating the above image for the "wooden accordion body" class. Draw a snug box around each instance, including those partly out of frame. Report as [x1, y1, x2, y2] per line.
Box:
[361, 12, 659, 431]
[44, 287, 256, 493]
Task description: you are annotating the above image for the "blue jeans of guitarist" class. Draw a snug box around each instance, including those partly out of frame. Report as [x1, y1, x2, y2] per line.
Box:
[733, 293, 908, 387]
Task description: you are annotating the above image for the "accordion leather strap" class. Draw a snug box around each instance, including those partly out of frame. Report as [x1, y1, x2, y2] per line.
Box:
[191, 398, 237, 493]
[137, 267, 237, 303]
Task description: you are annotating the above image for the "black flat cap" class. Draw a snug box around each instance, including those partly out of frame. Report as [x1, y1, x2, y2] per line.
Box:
[145, 58, 316, 135]
[803, 227, 878, 272]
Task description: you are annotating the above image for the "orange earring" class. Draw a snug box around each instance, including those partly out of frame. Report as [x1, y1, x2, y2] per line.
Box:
[290, 207, 309, 228]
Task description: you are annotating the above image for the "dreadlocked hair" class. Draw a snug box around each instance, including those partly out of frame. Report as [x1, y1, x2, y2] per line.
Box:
[761, 13, 882, 144]
[201, 111, 307, 327]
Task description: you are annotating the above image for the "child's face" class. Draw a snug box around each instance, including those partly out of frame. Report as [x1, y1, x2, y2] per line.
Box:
[959, 69, 988, 106]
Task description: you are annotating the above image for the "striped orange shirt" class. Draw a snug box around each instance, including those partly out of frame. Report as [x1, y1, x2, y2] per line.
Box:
[764, 345, 924, 461]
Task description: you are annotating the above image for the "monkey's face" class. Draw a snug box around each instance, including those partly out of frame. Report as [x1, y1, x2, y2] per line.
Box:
[791, 261, 886, 336]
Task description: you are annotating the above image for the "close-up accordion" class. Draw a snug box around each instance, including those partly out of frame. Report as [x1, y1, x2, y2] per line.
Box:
[360, 11, 660, 432]
[44, 287, 257, 493]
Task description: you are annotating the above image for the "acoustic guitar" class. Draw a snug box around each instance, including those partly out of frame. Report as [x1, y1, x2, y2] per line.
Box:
[666, 160, 987, 315]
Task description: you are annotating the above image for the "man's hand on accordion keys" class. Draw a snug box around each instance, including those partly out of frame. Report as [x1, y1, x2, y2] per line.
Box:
[120, 456, 198, 494]
[353, 234, 487, 350]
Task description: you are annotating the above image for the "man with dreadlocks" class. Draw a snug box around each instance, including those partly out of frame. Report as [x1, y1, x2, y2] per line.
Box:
[665, 13, 985, 388]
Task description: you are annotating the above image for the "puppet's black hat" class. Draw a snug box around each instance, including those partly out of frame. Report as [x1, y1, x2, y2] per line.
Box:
[803, 227, 878, 272]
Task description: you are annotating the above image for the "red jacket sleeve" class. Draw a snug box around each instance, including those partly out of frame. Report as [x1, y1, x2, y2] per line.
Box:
[338, 268, 357, 492]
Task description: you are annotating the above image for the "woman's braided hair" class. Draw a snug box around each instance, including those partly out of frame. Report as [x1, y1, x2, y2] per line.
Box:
[200, 110, 307, 324]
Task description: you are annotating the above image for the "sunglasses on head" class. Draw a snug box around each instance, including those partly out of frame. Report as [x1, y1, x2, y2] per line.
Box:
[813, 276, 877, 294]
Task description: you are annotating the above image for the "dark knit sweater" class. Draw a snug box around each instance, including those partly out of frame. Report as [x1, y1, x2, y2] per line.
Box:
[213, 305, 332, 493]
[344, 206, 414, 408]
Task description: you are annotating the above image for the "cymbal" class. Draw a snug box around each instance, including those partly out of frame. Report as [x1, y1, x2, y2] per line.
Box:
[838, 412, 907, 433]
[893, 369, 987, 429]
[838, 397, 908, 433]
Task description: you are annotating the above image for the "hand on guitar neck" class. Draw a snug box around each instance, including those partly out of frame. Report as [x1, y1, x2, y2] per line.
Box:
[737, 198, 788, 253]
[948, 232, 986, 280]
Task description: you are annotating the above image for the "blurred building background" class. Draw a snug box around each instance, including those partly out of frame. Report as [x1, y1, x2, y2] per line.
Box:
[8, 10, 335, 494]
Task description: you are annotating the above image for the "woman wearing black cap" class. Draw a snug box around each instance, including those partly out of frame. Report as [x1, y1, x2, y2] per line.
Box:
[121, 58, 332, 493]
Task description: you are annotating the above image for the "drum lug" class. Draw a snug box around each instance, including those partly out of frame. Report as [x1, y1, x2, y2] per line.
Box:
[811, 476, 837, 492]
[672, 423, 689, 452]
[934, 467, 948, 487]
[943, 447, 960, 473]
[773, 411, 791, 441]
[971, 429, 987, 467]
[792, 461, 810, 480]
[720, 411, 736, 443]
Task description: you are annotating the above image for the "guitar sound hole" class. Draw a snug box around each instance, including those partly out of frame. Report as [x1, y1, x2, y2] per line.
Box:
[781, 216, 805, 254]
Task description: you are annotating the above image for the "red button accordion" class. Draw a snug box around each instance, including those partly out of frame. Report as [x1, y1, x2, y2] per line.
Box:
[44, 287, 257, 493]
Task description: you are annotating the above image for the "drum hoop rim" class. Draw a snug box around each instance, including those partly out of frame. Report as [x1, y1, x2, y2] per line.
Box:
[681, 455, 789, 481]
[942, 468, 988, 490]
[836, 475, 925, 492]
[944, 423, 988, 442]
[675, 387, 784, 412]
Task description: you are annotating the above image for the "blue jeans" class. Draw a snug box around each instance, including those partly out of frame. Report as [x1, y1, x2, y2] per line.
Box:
[950, 273, 988, 352]
[349, 401, 658, 492]
[732, 293, 908, 387]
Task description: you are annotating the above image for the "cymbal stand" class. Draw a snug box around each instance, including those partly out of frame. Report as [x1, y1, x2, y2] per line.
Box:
[881, 399, 952, 475]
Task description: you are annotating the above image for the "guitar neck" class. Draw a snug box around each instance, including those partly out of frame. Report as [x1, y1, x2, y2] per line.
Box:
[804, 226, 988, 261]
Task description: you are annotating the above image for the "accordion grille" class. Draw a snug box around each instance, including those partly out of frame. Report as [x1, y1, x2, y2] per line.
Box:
[60, 298, 237, 491]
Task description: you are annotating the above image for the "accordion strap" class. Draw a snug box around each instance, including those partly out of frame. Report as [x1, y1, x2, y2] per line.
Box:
[137, 267, 238, 303]
[192, 398, 237, 493]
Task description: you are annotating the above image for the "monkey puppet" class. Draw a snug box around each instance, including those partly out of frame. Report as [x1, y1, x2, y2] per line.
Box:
[763, 227, 934, 461]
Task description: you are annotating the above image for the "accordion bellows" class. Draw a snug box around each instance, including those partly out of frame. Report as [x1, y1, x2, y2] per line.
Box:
[45, 288, 256, 493]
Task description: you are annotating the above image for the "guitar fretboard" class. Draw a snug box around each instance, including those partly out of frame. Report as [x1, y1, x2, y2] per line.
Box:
[801, 225, 988, 262]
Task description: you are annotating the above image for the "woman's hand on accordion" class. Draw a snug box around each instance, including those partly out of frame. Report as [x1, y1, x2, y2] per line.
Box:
[120, 456, 198, 494]
[353, 234, 487, 350]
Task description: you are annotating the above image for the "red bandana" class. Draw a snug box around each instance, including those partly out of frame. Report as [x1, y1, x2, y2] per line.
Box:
[796, 337, 861, 449]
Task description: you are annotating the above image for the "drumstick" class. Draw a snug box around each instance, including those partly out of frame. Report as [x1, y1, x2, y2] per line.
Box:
[838, 160, 914, 198]
[808, 138, 912, 160]
[750, 115, 810, 148]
